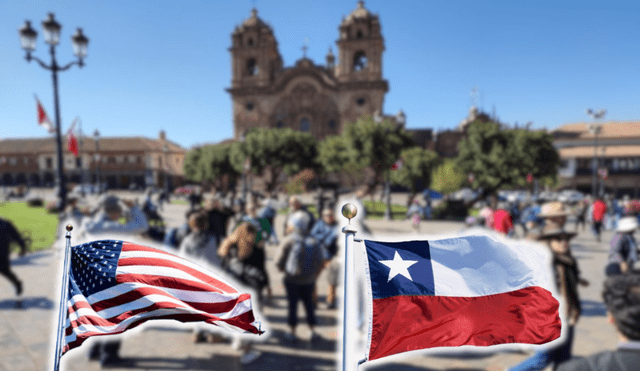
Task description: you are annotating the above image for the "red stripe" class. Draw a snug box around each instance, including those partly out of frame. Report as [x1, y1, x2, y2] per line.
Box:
[117, 256, 238, 293]
[65, 289, 252, 336]
[63, 310, 261, 354]
[368, 286, 561, 361]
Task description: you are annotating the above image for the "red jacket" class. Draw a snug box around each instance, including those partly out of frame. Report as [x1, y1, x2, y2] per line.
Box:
[592, 200, 607, 222]
[492, 209, 513, 234]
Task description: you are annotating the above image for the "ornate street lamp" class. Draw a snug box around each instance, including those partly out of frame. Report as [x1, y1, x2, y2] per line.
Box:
[19, 13, 89, 210]
[587, 108, 607, 198]
[93, 129, 101, 194]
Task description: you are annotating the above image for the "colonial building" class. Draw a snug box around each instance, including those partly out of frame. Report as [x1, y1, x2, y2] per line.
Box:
[552, 121, 640, 197]
[227, 1, 403, 140]
[0, 131, 185, 190]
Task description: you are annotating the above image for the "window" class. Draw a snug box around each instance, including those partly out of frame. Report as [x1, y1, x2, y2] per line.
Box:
[329, 119, 336, 129]
[116, 156, 124, 164]
[246, 58, 258, 76]
[353, 51, 367, 71]
[46, 158, 53, 169]
[356, 97, 366, 106]
[76, 158, 82, 168]
[246, 102, 255, 111]
[300, 117, 310, 132]
[356, 30, 364, 39]
[23, 158, 29, 165]
[9, 157, 17, 166]
[128, 155, 137, 164]
[276, 121, 285, 128]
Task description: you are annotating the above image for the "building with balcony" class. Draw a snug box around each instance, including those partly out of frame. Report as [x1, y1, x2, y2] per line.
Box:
[552, 121, 640, 197]
[0, 131, 185, 190]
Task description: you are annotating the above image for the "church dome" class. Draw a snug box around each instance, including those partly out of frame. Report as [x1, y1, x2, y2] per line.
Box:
[234, 8, 273, 34]
[343, 1, 373, 24]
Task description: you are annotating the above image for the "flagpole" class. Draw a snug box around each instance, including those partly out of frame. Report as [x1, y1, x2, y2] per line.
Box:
[341, 203, 359, 371]
[53, 224, 73, 371]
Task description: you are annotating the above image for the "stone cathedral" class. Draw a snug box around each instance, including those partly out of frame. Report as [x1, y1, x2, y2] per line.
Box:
[227, 1, 401, 141]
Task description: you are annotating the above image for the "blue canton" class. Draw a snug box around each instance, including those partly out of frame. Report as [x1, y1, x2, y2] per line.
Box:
[69, 240, 123, 298]
[364, 240, 435, 300]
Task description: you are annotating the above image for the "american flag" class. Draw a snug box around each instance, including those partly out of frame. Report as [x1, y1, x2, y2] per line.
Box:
[62, 240, 262, 354]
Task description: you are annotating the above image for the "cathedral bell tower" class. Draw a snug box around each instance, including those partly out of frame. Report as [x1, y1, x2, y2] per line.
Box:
[335, 1, 384, 82]
[230, 8, 283, 89]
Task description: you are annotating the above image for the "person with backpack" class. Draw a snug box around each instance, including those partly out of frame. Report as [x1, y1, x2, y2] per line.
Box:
[606, 216, 639, 276]
[276, 210, 325, 343]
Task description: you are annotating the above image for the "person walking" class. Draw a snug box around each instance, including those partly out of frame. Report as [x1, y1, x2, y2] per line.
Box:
[556, 273, 640, 371]
[508, 201, 589, 371]
[308, 208, 339, 308]
[492, 201, 514, 237]
[276, 211, 324, 343]
[592, 196, 607, 242]
[81, 195, 149, 366]
[605, 216, 639, 276]
[217, 222, 267, 364]
[0, 217, 28, 297]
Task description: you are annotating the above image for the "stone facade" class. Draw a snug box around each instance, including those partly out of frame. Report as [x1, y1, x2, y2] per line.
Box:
[227, 2, 391, 141]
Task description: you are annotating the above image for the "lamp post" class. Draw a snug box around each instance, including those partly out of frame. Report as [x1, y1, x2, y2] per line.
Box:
[163, 144, 170, 193]
[19, 13, 89, 211]
[240, 131, 249, 203]
[93, 129, 101, 194]
[587, 108, 607, 198]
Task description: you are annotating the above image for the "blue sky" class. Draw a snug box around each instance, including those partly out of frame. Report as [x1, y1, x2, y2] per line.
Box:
[2, 1, 639, 150]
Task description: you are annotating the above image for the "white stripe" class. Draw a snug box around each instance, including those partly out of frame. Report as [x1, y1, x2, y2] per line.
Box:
[64, 297, 253, 346]
[429, 235, 553, 297]
[119, 249, 234, 287]
[87, 281, 244, 306]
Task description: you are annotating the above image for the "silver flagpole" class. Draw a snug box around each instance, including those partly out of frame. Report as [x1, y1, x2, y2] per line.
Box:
[341, 203, 358, 371]
[53, 224, 74, 371]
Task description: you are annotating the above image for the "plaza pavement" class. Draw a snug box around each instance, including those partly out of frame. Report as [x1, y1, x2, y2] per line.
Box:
[0, 190, 623, 370]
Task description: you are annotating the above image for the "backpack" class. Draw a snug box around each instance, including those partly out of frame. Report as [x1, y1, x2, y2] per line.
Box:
[285, 236, 325, 280]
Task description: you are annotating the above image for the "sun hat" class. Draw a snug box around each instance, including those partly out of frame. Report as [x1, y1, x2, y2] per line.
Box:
[538, 201, 573, 218]
[617, 216, 639, 233]
[536, 217, 577, 241]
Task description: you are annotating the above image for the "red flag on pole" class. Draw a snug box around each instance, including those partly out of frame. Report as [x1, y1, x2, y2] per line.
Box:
[391, 158, 403, 170]
[67, 119, 79, 157]
[35, 95, 55, 133]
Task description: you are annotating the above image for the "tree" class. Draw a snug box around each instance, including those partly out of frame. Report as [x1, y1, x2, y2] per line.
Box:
[430, 158, 466, 195]
[343, 116, 414, 190]
[184, 142, 240, 191]
[229, 128, 318, 191]
[184, 147, 204, 183]
[317, 134, 365, 185]
[390, 146, 441, 204]
[455, 120, 560, 202]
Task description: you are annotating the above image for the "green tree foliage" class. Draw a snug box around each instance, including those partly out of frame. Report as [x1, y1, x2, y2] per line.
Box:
[229, 128, 318, 191]
[455, 120, 560, 199]
[184, 142, 239, 189]
[430, 158, 467, 195]
[184, 147, 204, 183]
[390, 147, 441, 203]
[317, 134, 364, 178]
[342, 116, 414, 188]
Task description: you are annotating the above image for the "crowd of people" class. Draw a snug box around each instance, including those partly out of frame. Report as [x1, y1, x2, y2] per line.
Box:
[3, 185, 640, 369]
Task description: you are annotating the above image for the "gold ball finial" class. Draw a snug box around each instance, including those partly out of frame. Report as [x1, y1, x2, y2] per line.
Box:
[342, 203, 358, 221]
[66, 224, 73, 231]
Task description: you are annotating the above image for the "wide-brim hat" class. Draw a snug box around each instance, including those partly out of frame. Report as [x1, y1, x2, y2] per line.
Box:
[617, 216, 639, 233]
[538, 201, 573, 218]
[536, 217, 577, 240]
[536, 228, 577, 241]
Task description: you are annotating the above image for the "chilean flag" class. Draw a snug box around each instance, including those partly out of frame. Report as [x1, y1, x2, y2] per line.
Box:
[363, 236, 561, 361]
